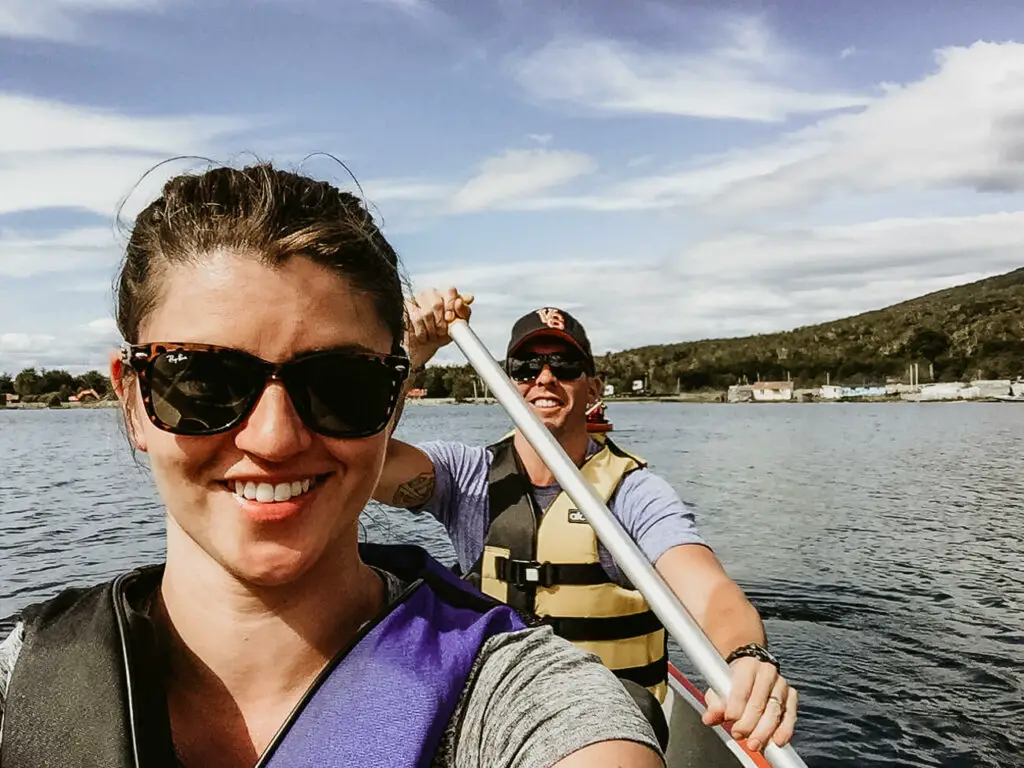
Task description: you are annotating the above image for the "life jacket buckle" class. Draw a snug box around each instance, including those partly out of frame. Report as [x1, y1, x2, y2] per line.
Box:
[496, 557, 556, 588]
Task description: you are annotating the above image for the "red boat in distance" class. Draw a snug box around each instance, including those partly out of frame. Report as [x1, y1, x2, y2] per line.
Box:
[586, 400, 613, 433]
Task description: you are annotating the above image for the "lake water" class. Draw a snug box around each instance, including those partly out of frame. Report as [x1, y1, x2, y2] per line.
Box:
[1, 402, 1022, 767]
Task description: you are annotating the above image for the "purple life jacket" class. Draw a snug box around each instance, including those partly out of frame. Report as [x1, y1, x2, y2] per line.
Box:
[1, 544, 526, 768]
[259, 545, 527, 767]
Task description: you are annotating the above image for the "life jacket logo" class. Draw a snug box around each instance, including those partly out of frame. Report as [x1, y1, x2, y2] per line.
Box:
[537, 308, 566, 330]
[567, 508, 587, 524]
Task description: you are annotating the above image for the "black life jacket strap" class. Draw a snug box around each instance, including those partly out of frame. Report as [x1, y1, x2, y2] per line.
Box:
[613, 655, 669, 690]
[542, 609, 663, 642]
[469, 436, 540, 615]
[492, 557, 611, 588]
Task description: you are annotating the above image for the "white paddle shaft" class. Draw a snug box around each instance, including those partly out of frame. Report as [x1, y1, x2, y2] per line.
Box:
[447, 319, 808, 768]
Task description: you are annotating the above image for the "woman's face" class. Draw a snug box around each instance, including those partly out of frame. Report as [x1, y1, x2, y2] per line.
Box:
[114, 251, 395, 587]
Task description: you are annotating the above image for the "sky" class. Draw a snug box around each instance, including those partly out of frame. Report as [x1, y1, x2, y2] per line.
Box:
[2, 0, 1024, 373]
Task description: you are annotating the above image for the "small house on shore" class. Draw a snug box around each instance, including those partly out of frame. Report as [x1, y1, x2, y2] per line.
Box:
[727, 384, 753, 403]
[751, 381, 794, 402]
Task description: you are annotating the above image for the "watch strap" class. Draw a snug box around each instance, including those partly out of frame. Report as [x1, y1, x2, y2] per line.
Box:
[725, 643, 780, 670]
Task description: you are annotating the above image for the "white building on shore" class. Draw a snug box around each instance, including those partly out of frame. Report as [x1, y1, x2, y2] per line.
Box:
[751, 381, 794, 402]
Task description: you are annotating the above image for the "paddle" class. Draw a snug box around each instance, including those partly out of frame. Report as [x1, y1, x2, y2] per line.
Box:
[448, 319, 809, 768]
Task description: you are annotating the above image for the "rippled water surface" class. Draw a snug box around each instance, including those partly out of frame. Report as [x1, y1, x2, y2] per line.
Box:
[2, 402, 1022, 767]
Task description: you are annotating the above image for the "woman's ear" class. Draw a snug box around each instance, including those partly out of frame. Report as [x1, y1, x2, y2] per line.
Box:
[587, 375, 603, 406]
[109, 349, 147, 453]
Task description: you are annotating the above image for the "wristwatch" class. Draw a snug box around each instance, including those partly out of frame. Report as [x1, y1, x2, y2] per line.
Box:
[726, 643, 780, 670]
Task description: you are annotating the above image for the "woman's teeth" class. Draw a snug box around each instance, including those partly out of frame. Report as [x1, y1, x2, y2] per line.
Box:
[533, 399, 560, 408]
[233, 478, 315, 503]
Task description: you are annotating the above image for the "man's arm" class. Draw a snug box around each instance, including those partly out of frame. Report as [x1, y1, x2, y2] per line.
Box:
[374, 439, 437, 508]
[377, 286, 473, 507]
[655, 543, 797, 751]
[614, 470, 797, 751]
[654, 544, 765, 655]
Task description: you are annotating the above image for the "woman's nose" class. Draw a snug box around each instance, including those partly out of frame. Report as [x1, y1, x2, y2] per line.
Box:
[233, 381, 312, 461]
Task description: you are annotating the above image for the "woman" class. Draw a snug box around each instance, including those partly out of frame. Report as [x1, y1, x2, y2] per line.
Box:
[0, 165, 663, 767]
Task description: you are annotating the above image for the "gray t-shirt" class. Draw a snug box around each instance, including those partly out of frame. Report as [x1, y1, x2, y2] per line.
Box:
[419, 439, 707, 582]
[0, 570, 661, 768]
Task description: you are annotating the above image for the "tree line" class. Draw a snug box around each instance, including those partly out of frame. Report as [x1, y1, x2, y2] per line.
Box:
[0, 368, 112, 403]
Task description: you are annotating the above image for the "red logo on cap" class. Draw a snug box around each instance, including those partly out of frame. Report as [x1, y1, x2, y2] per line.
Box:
[536, 308, 565, 330]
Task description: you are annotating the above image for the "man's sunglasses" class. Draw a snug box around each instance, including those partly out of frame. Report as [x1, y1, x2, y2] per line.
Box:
[506, 353, 591, 383]
[122, 342, 409, 438]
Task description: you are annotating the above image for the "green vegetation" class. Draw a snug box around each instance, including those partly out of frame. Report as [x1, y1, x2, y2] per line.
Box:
[595, 267, 1024, 394]
[0, 369, 112, 403]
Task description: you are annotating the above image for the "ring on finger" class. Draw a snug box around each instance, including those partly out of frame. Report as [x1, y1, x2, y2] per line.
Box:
[767, 695, 785, 713]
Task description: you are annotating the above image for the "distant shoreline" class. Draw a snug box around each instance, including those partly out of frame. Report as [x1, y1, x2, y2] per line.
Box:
[2, 395, 1015, 413]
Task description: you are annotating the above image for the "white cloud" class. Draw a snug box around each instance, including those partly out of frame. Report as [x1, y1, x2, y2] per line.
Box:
[840, 46, 858, 60]
[355, 0, 448, 29]
[0, 0, 166, 42]
[675, 211, 1024, 286]
[359, 0, 430, 14]
[514, 17, 870, 122]
[704, 42, 1024, 214]
[0, 315, 119, 373]
[363, 178, 454, 203]
[526, 133, 553, 145]
[0, 94, 250, 218]
[411, 209, 1023, 359]
[504, 41, 1024, 217]
[85, 317, 117, 334]
[1, 94, 241, 155]
[0, 226, 119, 277]
[449, 148, 596, 213]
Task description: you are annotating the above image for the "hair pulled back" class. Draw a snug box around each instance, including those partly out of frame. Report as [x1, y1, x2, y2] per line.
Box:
[116, 163, 404, 347]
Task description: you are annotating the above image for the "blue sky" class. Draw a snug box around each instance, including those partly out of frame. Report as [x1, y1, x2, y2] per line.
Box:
[2, 0, 1024, 372]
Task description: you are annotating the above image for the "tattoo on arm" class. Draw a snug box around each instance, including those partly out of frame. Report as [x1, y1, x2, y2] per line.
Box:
[392, 471, 436, 508]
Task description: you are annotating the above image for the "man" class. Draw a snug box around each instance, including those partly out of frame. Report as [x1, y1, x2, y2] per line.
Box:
[375, 288, 798, 755]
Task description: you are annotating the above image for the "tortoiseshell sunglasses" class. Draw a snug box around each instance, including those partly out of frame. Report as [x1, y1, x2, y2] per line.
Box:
[122, 342, 409, 438]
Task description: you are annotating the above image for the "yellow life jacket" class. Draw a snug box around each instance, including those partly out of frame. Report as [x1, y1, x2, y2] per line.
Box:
[472, 434, 668, 701]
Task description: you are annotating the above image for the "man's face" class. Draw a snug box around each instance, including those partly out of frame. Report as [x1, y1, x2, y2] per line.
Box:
[510, 337, 599, 439]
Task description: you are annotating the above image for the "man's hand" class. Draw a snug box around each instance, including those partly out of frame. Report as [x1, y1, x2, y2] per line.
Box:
[405, 287, 473, 369]
[702, 658, 798, 753]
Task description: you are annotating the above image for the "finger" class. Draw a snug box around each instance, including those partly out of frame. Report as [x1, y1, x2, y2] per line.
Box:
[447, 297, 470, 322]
[457, 293, 475, 320]
[729, 663, 778, 740]
[723, 659, 759, 725]
[701, 689, 726, 726]
[414, 288, 443, 315]
[744, 679, 789, 752]
[432, 291, 448, 332]
[416, 303, 437, 339]
[771, 686, 799, 747]
[444, 289, 473, 322]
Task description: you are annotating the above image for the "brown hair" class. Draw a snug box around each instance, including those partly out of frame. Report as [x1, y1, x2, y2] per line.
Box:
[116, 162, 405, 347]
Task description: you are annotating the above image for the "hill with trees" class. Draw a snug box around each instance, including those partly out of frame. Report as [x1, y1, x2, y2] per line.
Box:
[595, 267, 1024, 395]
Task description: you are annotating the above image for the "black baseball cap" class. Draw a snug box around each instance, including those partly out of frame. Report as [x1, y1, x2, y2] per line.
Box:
[506, 307, 595, 374]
